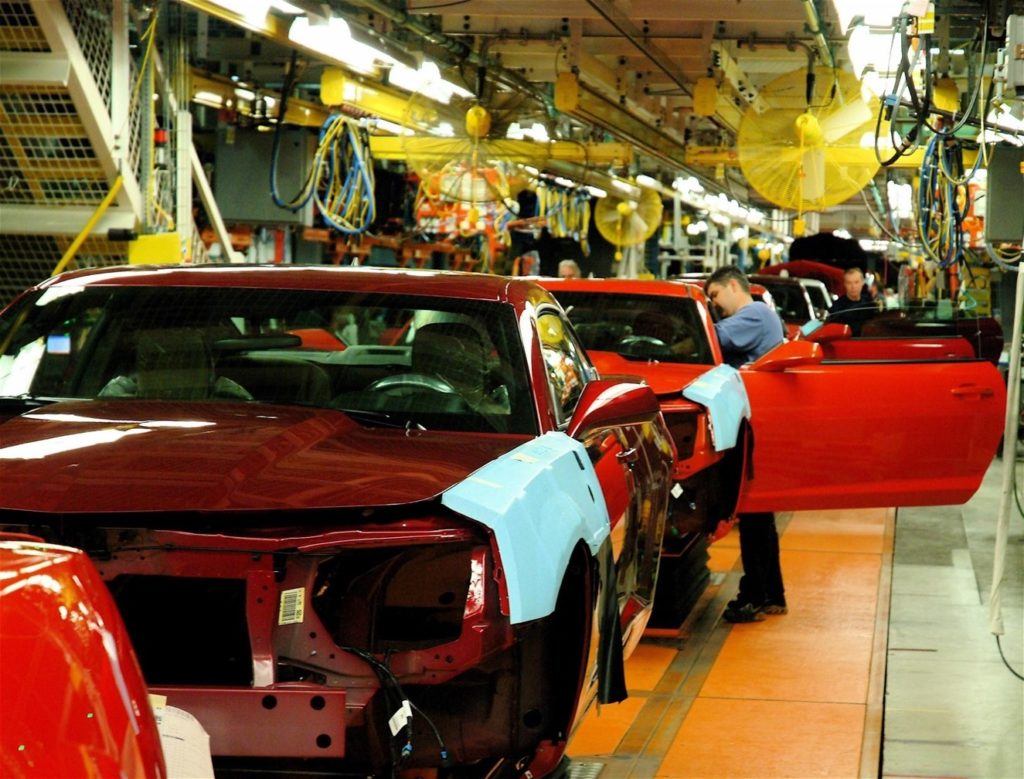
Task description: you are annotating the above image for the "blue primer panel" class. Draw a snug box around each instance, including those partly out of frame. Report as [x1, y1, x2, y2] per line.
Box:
[441, 432, 610, 624]
[682, 364, 751, 452]
[800, 319, 824, 337]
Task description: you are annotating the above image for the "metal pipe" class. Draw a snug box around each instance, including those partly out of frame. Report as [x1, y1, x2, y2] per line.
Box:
[800, 0, 835, 69]
[344, 0, 550, 104]
[51, 176, 124, 277]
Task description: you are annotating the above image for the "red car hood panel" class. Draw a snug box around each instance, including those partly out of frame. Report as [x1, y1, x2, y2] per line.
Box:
[0, 400, 528, 513]
[588, 351, 713, 396]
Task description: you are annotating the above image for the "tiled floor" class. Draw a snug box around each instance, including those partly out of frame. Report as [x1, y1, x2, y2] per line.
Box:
[568, 507, 892, 778]
[567, 461, 1024, 778]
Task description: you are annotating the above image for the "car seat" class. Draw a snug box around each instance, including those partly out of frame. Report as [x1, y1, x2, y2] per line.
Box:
[410, 322, 487, 398]
[135, 328, 214, 400]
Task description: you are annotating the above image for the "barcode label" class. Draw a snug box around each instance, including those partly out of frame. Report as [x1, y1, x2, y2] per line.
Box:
[278, 587, 305, 625]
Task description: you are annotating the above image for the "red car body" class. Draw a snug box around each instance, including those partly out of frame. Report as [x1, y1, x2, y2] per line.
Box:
[0, 540, 166, 779]
[0, 266, 674, 777]
[540, 277, 1005, 526]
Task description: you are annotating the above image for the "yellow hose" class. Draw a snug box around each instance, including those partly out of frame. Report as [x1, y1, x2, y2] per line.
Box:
[51, 175, 124, 277]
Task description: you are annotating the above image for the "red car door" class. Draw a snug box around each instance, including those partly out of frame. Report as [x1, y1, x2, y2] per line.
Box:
[736, 354, 1005, 512]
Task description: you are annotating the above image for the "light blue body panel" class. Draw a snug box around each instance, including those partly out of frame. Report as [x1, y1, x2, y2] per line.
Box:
[800, 319, 824, 337]
[682, 364, 751, 452]
[441, 432, 610, 624]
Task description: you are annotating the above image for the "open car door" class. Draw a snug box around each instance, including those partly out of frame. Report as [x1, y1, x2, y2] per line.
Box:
[736, 342, 1005, 513]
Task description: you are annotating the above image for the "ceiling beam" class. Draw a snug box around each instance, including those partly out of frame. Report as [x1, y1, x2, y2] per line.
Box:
[407, 0, 807, 23]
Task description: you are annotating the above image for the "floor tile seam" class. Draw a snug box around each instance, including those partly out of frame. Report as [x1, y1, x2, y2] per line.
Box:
[693, 693, 868, 707]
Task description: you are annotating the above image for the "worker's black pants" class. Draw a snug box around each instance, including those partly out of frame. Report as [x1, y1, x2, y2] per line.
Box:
[736, 512, 786, 607]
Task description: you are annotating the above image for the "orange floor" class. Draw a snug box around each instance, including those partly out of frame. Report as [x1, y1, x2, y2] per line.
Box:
[568, 508, 894, 779]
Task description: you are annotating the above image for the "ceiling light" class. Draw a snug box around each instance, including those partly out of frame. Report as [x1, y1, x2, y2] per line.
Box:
[831, 0, 908, 35]
[610, 178, 634, 194]
[233, 86, 256, 101]
[553, 176, 574, 187]
[194, 90, 224, 107]
[289, 16, 394, 75]
[388, 60, 472, 105]
[585, 185, 607, 198]
[374, 119, 414, 136]
[848, 25, 902, 79]
[431, 121, 455, 138]
[833, 228, 853, 239]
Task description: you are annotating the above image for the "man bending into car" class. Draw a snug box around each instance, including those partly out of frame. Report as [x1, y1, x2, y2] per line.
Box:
[705, 266, 787, 623]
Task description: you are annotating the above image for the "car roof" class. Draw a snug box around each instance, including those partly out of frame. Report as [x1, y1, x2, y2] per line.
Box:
[36, 264, 538, 306]
[748, 274, 805, 287]
[537, 277, 703, 299]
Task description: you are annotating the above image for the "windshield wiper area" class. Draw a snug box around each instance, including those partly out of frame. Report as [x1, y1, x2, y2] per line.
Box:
[336, 407, 428, 431]
[0, 395, 60, 409]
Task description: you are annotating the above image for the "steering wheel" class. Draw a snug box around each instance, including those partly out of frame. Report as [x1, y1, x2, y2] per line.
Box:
[618, 335, 668, 348]
[367, 372, 457, 395]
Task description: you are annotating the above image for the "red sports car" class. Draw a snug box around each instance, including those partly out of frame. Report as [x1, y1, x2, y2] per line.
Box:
[540, 277, 1004, 542]
[0, 265, 675, 777]
[0, 539, 167, 779]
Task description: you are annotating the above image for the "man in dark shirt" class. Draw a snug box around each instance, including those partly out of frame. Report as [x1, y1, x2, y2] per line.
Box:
[829, 267, 878, 335]
[706, 267, 788, 623]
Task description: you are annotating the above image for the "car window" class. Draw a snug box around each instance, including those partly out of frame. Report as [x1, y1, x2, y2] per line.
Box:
[804, 284, 830, 311]
[536, 310, 588, 426]
[0, 286, 538, 435]
[759, 282, 812, 322]
[553, 292, 714, 365]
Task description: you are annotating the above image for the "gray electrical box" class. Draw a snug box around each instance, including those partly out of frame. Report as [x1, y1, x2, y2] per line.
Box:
[214, 127, 315, 225]
[985, 143, 1024, 243]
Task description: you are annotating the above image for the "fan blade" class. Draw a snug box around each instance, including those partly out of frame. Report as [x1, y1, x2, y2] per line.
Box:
[801, 147, 826, 202]
[821, 99, 873, 144]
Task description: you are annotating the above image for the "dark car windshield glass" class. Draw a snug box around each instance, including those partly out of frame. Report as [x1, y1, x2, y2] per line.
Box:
[0, 285, 537, 435]
[552, 292, 714, 365]
[756, 281, 813, 322]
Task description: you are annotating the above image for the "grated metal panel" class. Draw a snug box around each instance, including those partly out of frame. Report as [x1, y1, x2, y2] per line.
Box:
[0, 86, 108, 205]
[567, 761, 605, 779]
[61, 0, 113, 112]
[0, 1, 50, 52]
[0, 234, 127, 307]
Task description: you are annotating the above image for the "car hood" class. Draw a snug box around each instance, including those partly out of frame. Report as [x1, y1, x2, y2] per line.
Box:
[0, 400, 529, 514]
[587, 351, 713, 397]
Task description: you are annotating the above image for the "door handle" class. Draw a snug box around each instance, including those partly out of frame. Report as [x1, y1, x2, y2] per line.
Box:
[951, 385, 994, 399]
[617, 447, 639, 464]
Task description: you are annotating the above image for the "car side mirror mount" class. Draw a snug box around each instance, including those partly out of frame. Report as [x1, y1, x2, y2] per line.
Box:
[748, 340, 824, 372]
[805, 322, 852, 343]
[566, 379, 661, 440]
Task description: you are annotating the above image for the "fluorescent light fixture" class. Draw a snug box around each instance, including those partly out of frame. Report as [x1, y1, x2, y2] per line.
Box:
[859, 238, 890, 251]
[833, 228, 853, 239]
[233, 86, 256, 101]
[194, 90, 224, 107]
[388, 60, 472, 105]
[585, 185, 607, 198]
[610, 178, 634, 194]
[553, 176, 575, 187]
[431, 121, 455, 138]
[831, 0, 908, 35]
[636, 174, 660, 188]
[522, 165, 540, 176]
[374, 118, 414, 136]
[672, 175, 704, 194]
[289, 16, 394, 75]
[270, 1, 304, 13]
[848, 24, 902, 79]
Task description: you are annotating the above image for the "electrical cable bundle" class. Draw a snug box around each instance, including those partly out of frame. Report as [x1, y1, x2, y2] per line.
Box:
[271, 113, 376, 234]
[270, 53, 376, 235]
[537, 183, 592, 254]
[340, 645, 449, 776]
[917, 133, 972, 267]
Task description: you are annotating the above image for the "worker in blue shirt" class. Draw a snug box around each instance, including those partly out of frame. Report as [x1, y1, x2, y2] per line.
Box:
[706, 266, 785, 367]
[705, 266, 788, 623]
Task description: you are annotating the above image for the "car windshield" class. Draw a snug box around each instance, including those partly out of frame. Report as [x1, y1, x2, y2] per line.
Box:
[0, 285, 537, 435]
[756, 282, 813, 322]
[552, 292, 714, 365]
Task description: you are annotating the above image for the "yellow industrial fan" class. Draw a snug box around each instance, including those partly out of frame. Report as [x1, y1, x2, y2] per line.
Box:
[594, 186, 663, 260]
[738, 67, 880, 230]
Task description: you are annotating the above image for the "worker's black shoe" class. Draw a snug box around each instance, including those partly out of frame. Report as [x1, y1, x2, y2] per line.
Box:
[761, 602, 788, 615]
[722, 602, 766, 623]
